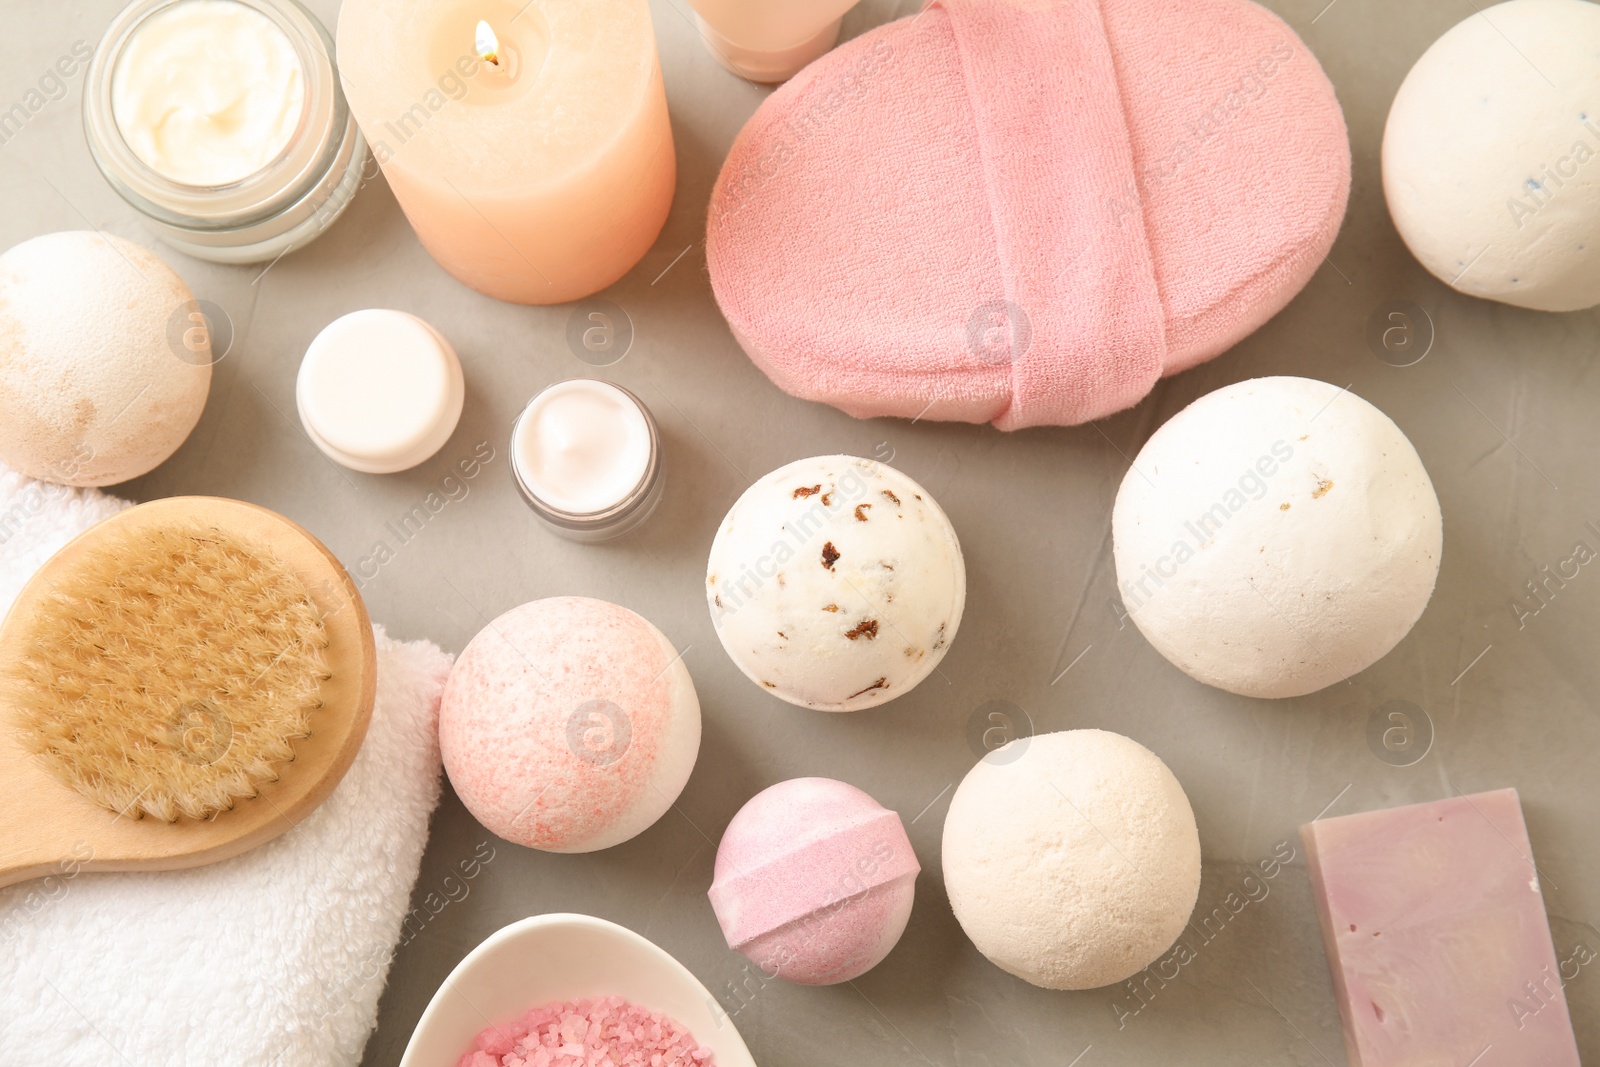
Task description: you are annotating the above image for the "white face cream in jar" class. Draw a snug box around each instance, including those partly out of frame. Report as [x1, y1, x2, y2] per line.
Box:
[511, 379, 664, 542]
[111, 1, 305, 187]
[84, 0, 366, 264]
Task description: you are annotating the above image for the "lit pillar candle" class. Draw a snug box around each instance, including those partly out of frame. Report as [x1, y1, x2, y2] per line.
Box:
[335, 0, 676, 305]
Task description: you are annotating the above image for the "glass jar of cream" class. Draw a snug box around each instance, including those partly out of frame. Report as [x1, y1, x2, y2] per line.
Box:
[511, 380, 665, 542]
[83, 0, 365, 264]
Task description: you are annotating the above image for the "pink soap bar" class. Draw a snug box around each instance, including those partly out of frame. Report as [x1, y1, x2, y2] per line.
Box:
[1301, 789, 1580, 1066]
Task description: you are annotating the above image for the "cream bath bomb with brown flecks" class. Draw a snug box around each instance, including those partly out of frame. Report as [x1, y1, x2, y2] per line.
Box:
[0, 231, 211, 486]
[1112, 377, 1441, 699]
[707, 455, 965, 711]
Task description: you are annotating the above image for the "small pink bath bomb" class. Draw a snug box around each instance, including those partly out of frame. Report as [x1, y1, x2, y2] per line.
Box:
[440, 597, 701, 853]
[708, 778, 920, 985]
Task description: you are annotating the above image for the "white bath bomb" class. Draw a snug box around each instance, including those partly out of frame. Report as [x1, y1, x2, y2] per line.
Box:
[1112, 377, 1441, 699]
[1384, 0, 1600, 310]
[0, 231, 211, 486]
[942, 729, 1201, 990]
[706, 455, 965, 711]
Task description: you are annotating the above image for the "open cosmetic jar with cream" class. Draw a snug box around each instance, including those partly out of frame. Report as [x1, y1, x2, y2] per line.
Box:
[511, 380, 664, 542]
[686, 0, 860, 83]
[83, 0, 365, 264]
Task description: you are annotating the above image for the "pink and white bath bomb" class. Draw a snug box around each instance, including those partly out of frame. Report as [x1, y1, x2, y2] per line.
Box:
[440, 596, 701, 853]
[708, 778, 920, 985]
[942, 730, 1201, 990]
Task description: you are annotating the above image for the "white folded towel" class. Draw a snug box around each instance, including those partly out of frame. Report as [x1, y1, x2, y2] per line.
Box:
[0, 467, 452, 1067]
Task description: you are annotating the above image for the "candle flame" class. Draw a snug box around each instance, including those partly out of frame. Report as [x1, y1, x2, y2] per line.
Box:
[475, 20, 500, 66]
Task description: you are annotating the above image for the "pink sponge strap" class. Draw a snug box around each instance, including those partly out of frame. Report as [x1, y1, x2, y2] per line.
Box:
[708, 809, 920, 949]
[937, 0, 1166, 429]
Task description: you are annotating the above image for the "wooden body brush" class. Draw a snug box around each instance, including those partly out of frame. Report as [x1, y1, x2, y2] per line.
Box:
[0, 497, 376, 889]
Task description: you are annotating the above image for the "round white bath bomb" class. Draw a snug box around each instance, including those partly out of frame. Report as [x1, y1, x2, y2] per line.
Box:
[1112, 377, 1441, 699]
[1384, 0, 1600, 310]
[706, 455, 965, 711]
[942, 729, 1201, 990]
[0, 231, 211, 486]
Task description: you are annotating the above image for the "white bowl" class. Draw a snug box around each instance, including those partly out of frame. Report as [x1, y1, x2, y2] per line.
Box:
[398, 913, 759, 1067]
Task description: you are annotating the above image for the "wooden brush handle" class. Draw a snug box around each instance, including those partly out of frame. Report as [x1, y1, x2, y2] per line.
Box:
[0, 811, 74, 888]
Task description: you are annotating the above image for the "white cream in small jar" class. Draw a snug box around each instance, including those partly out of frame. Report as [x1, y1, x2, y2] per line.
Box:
[111, 0, 306, 187]
[84, 0, 365, 264]
[511, 380, 663, 541]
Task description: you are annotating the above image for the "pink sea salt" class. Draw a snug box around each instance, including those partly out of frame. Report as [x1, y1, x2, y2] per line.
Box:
[455, 995, 714, 1067]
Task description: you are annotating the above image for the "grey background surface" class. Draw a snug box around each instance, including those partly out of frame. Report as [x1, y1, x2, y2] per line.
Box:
[5, 0, 1599, 1063]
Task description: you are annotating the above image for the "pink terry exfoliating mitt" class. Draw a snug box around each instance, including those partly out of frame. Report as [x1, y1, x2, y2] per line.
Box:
[706, 0, 1351, 430]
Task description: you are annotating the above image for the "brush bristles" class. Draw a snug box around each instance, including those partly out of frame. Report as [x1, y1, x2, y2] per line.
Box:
[5, 524, 331, 822]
